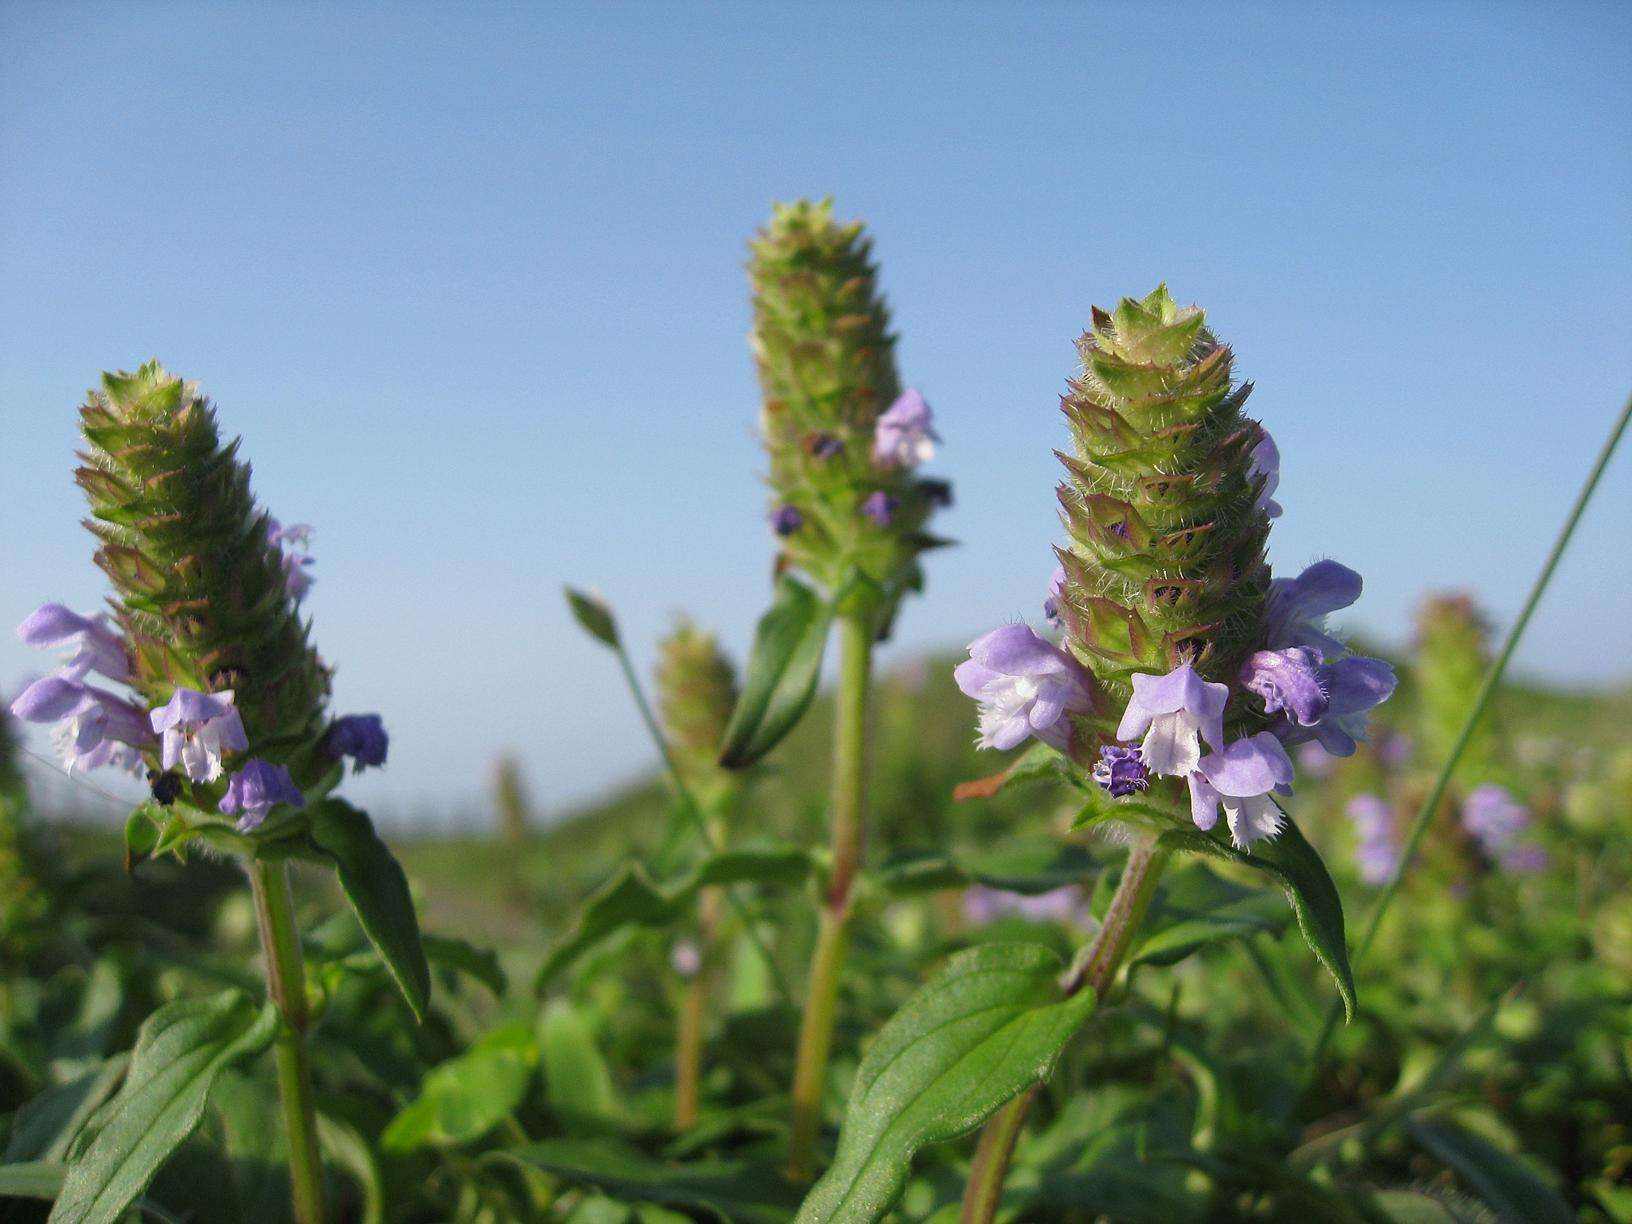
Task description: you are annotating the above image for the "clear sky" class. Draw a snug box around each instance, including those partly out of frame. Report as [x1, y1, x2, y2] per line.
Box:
[3, 2, 1628, 827]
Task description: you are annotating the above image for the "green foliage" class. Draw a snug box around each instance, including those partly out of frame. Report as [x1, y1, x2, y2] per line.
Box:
[566, 585, 621, 649]
[382, 1023, 538, 1152]
[49, 990, 278, 1224]
[796, 944, 1098, 1222]
[718, 574, 834, 768]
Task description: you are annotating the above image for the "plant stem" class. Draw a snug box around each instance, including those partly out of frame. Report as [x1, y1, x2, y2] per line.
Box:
[675, 820, 726, 1130]
[788, 611, 872, 1180]
[249, 860, 326, 1224]
[1303, 389, 1632, 1088]
[959, 835, 1170, 1224]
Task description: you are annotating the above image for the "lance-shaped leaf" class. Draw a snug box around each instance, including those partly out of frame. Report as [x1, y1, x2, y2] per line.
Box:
[1129, 890, 1289, 968]
[1406, 1116, 1571, 1224]
[718, 575, 833, 768]
[381, 1024, 539, 1152]
[534, 846, 815, 992]
[49, 990, 278, 1224]
[3, 1057, 128, 1164]
[795, 944, 1097, 1223]
[1158, 811, 1356, 1020]
[565, 585, 620, 648]
[308, 797, 431, 1023]
[488, 1138, 802, 1224]
[539, 1000, 622, 1125]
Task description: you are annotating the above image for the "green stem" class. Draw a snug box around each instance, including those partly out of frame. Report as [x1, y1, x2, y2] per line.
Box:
[1303, 389, 1632, 1087]
[612, 643, 792, 1004]
[788, 611, 872, 1180]
[959, 836, 1170, 1223]
[249, 860, 325, 1224]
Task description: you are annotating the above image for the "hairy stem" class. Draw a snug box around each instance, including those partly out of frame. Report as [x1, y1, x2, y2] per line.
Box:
[249, 860, 325, 1224]
[788, 612, 872, 1180]
[675, 845, 725, 1130]
[959, 835, 1170, 1223]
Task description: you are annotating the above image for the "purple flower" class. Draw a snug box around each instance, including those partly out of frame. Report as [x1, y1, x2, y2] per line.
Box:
[1461, 784, 1545, 873]
[16, 602, 132, 683]
[1347, 792, 1399, 885]
[266, 519, 315, 603]
[963, 883, 1090, 929]
[219, 758, 304, 833]
[808, 432, 845, 460]
[1115, 662, 1228, 778]
[862, 490, 898, 527]
[1240, 647, 1328, 726]
[1187, 732, 1294, 848]
[872, 388, 939, 468]
[1248, 431, 1283, 519]
[1092, 744, 1149, 797]
[1374, 730, 1414, 769]
[149, 689, 248, 783]
[954, 624, 1095, 752]
[1296, 740, 1338, 778]
[1264, 560, 1363, 656]
[9, 675, 151, 775]
[771, 505, 803, 536]
[1043, 565, 1066, 629]
[325, 713, 388, 770]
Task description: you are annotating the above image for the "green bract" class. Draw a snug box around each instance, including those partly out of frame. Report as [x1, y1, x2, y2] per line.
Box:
[749, 199, 942, 617]
[1055, 285, 1272, 743]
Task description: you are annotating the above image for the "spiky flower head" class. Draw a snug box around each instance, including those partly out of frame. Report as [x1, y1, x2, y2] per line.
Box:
[656, 617, 740, 796]
[1413, 591, 1496, 780]
[1052, 285, 1272, 753]
[748, 199, 945, 622]
[75, 362, 332, 802]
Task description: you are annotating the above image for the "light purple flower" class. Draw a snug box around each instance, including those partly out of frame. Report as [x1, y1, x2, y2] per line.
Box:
[16, 602, 131, 683]
[1240, 647, 1328, 727]
[1299, 656, 1398, 756]
[1498, 843, 1549, 875]
[1374, 730, 1413, 769]
[266, 519, 315, 603]
[1115, 662, 1228, 777]
[1187, 732, 1294, 848]
[1461, 783, 1545, 873]
[1043, 564, 1066, 629]
[954, 624, 1095, 752]
[1263, 560, 1363, 656]
[862, 491, 898, 527]
[1347, 793, 1399, 885]
[149, 689, 248, 783]
[771, 505, 803, 536]
[10, 675, 151, 775]
[1296, 741, 1338, 778]
[219, 758, 304, 832]
[1248, 431, 1283, 519]
[324, 713, 388, 770]
[1092, 744, 1149, 797]
[962, 883, 1090, 929]
[872, 388, 939, 468]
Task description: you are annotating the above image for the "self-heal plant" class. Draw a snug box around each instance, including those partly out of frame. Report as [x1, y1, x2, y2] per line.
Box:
[18, 362, 427, 1224]
[798, 287, 1389, 1224]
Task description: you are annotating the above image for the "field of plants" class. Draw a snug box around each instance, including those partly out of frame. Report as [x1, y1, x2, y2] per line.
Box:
[2, 205, 1629, 1224]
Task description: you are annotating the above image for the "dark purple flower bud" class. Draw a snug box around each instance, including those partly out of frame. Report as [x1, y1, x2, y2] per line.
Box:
[325, 713, 388, 771]
[807, 432, 845, 460]
[862, 491, 898, 526]
[1092, 744, 1149, 797]
[918, 478, 953, 508]
[220, 758, 304, 833]
[771, 504, 803, 536]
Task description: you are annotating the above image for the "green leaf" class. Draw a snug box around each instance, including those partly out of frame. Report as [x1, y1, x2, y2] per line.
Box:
[307, 798, 431, 1023]
[565, 586, 620, 648]
[488, 1138, 801, 1224]
[123, 806, 159, 872]
[1158, 812, 1356, 1020]
[717, 575, 833, 768]
[381, 1023, 538, 1152]
[1407, 1116, 1571, 1224]
[3, 1056, 128, 1163]
[1129, 892, 1288, 968]
[874, 840, 1098, 898]
[316, 1111, 386, 1224]
[795, 943, 1098, 1223]
[48, 990, 278, 1224]
[539, 1001, 621, 1125]
[535, 846, 815, 992]
[0, 1160, 66, 1199]
[422, 933, 507, 995]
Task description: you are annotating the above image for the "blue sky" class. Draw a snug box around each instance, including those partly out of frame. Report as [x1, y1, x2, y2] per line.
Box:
[3, 2, 1628, 826]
